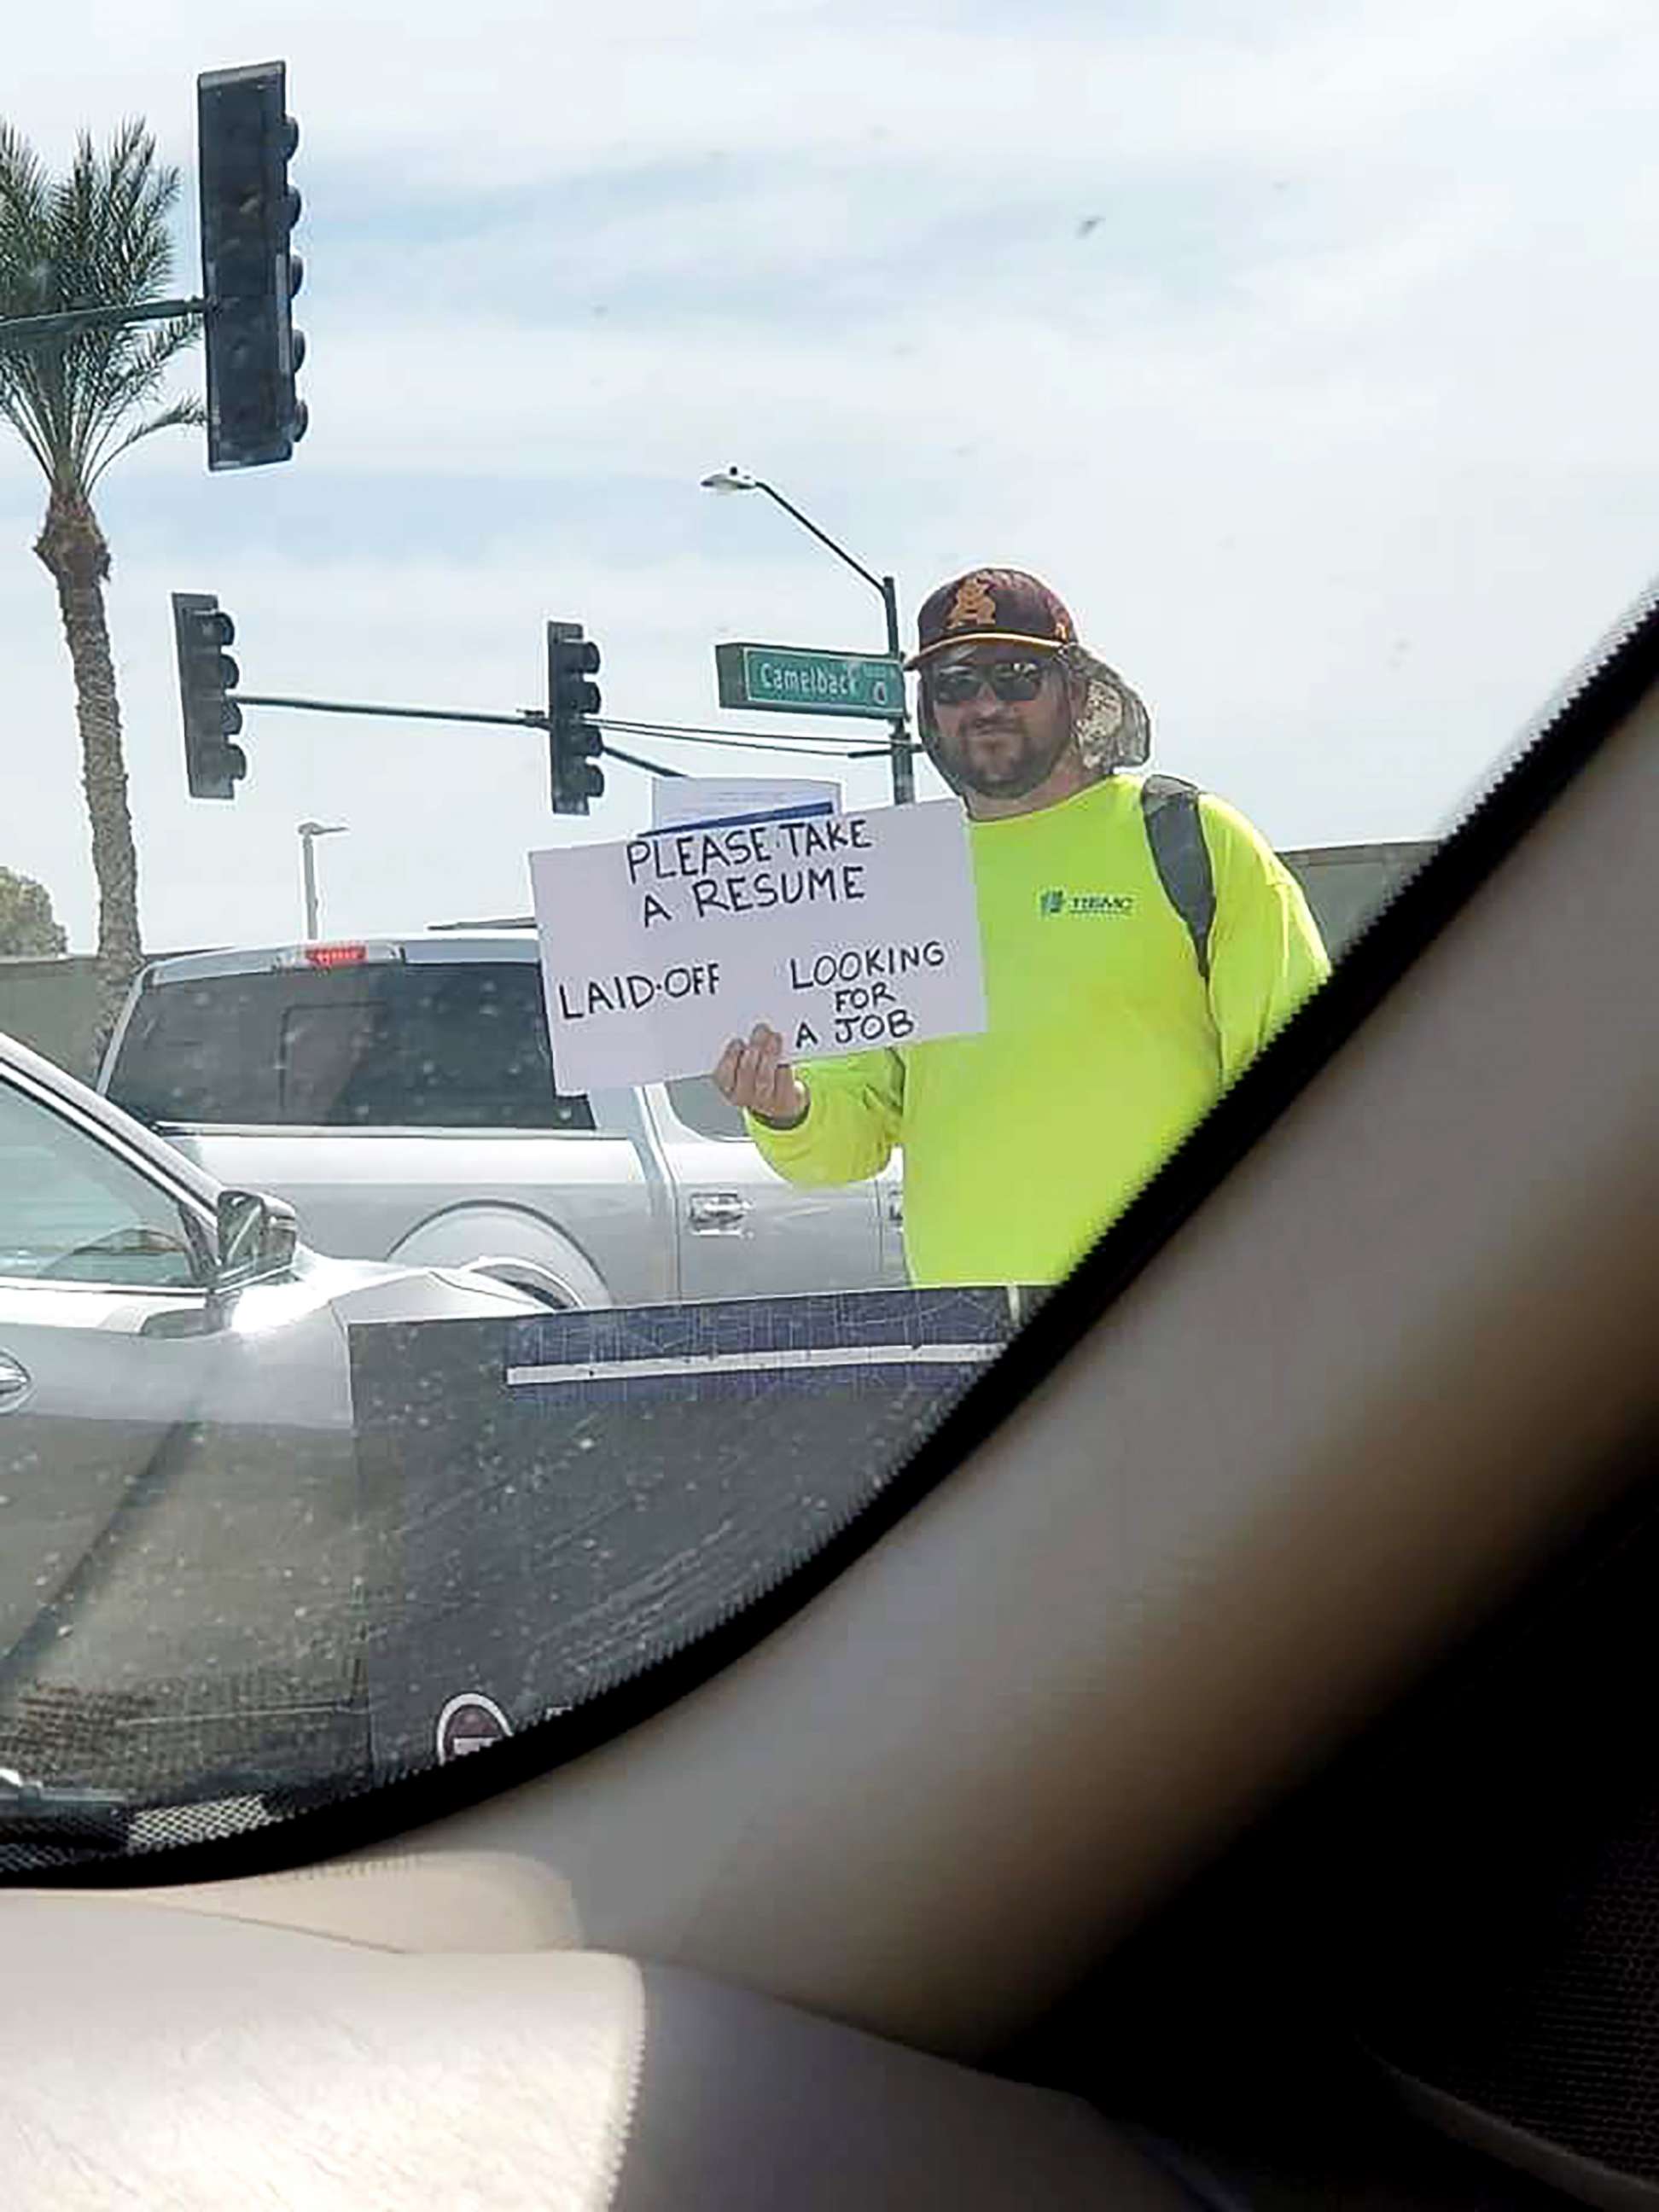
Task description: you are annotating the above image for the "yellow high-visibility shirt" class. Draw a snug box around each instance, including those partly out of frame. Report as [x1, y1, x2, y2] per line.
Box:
[747, 774, 1330, 1286]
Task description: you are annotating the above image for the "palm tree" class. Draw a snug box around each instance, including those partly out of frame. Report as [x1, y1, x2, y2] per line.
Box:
[0, 119, 202, 1004]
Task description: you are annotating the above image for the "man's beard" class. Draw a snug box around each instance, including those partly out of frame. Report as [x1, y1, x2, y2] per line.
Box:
[923, 713, 1074, 800]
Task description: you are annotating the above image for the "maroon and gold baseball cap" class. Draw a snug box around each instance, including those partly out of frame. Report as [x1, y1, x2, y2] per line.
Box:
[906, 568, 1078, 669]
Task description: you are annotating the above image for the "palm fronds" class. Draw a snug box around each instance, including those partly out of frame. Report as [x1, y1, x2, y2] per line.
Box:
[0, 116, 201, 491]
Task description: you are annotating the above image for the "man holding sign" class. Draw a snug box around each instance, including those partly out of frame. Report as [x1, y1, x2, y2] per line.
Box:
[714, 568, 1330, 1288]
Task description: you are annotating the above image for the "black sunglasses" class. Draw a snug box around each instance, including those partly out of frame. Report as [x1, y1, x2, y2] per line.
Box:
[923, 656, 1051, 707]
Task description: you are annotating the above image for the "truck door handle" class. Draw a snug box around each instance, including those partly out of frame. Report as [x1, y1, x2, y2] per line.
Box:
[687, 1191, 749, 1235]
[0, 1353, 32, 1413]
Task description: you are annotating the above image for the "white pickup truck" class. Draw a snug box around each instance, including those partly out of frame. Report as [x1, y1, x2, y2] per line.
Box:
[98, 935, 904, 1307]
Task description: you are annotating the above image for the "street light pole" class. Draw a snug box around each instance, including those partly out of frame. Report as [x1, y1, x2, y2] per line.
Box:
[297, 820, 347, 940]
[701, 468, 915, 804]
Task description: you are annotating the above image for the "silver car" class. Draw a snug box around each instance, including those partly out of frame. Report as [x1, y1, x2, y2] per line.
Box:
[0, 1027, 539, 1810]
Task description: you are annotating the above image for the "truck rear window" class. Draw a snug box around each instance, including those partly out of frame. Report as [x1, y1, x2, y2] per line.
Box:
[107, 963, 595, 1132]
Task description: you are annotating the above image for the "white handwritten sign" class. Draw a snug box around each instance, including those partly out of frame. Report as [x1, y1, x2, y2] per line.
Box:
[529, 800, 987, 1093]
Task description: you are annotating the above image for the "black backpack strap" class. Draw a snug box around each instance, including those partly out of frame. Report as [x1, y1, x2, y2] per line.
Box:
[1140, 774, 1216, 984]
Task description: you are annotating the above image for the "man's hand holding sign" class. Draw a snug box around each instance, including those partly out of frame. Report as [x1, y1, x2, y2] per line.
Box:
[529, 800, 987, 1097]
[716, 1024, 807, 1130]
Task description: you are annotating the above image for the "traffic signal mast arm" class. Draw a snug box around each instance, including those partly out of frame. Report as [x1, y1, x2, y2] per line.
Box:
[0, 298, 205, 350]
[224, 692, 895, 760]
[183, 652, 687, 794]
[183, 677, 899, 798]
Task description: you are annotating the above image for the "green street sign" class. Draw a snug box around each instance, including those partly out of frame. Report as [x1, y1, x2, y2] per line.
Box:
[715, 642, 905, 721]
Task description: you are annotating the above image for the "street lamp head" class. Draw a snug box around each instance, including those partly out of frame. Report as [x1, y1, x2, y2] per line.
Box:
[700, 466, 759, 494]
[297, 820, 347, 838]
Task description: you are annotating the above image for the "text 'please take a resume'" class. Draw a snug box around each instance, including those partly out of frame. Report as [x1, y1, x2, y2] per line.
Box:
[529, 800, 987, 1092]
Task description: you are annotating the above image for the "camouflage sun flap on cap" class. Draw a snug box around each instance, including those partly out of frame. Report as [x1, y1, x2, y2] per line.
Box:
[906, 568, 1078, 668]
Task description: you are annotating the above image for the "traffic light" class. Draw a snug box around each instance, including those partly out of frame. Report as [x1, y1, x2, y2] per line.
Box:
[172, 592, 247, 800]
[197, 61, 306, 470]
[548, 620, 604, 814]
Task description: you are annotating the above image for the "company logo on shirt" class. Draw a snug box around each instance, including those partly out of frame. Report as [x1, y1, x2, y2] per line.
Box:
[1039, 888, 1137, 918]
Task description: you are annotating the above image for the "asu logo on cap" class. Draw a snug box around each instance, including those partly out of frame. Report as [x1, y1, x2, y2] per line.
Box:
[947, 573, 999, 633]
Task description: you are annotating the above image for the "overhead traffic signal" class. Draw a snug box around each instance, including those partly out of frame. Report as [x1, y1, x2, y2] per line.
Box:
[548, 620, 604, 814]
[172, 592, 247, 799]
[197, 61, 306, 470]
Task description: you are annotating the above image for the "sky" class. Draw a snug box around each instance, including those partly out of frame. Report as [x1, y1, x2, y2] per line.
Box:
[3, 0, 1656, 952]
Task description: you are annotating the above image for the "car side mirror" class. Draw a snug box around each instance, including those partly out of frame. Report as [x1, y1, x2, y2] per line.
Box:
[214, 1190, 300, 1293]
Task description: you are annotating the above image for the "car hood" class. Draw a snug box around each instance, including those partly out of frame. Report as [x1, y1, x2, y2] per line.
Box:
[289, 1246, 546, 1326]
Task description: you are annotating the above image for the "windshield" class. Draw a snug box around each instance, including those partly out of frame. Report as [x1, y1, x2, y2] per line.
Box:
[0, 4, 1649, 1862]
